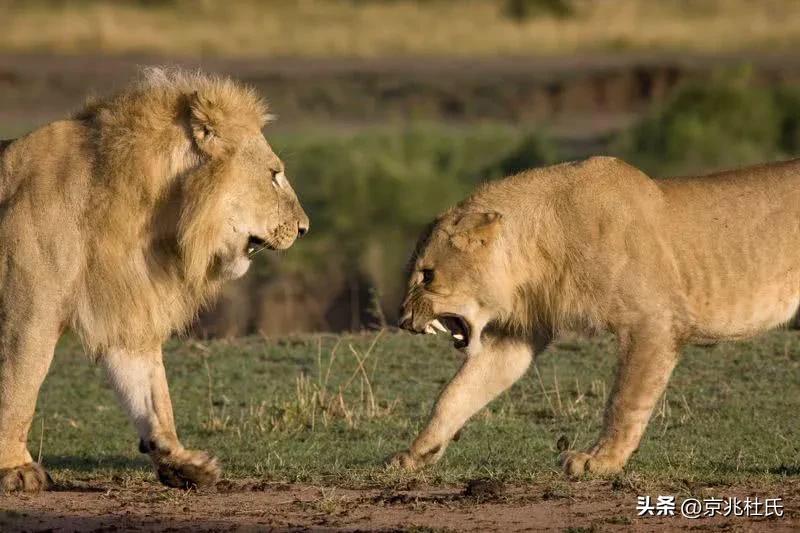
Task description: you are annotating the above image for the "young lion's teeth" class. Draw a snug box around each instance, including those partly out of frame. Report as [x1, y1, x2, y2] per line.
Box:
[425, 324, 436, 334]
[453, 333, 464, 341]
[431, 319, 448, 333]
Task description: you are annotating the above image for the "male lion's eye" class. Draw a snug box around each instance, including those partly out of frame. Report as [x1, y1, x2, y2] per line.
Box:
[421, 269, 435, 285]
[270, 169, 285, 188]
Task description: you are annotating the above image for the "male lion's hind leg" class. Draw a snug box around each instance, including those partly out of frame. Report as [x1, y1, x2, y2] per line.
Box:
[388, 336, 534, 470]
[560, 325, 679, 477]
[102, 348, 220, 489]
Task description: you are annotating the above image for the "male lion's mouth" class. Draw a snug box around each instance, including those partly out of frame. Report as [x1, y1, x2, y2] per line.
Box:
[425, 314, 471, 350]
[246, 235, 270, 257]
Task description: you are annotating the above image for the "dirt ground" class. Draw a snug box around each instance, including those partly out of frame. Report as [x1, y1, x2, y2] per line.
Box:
[2, 478, 798, 532]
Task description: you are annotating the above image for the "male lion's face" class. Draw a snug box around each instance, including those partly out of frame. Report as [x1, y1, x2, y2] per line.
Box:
[213, 135, 310, 280]
[399, 210, 507, 354]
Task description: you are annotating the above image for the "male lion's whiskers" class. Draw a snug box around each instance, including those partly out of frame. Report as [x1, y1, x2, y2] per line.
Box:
[247, 244, 270, 258]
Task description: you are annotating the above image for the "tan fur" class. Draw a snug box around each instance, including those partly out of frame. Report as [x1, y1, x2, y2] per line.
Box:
[392, 156, 800, 477]
[0, 68, 309, 491]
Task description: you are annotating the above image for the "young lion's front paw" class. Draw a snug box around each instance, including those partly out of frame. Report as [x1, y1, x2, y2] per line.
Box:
[0, 462, 53, 493]
[153, 448, 221, 489]
[386, 450, 421, 470]
[559, 450, 624, 478]
[386, 445, 445, 471]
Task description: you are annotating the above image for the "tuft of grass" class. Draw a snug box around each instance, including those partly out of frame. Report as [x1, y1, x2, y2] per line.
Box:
[269, 333, 399, 433]
[199, 333, 398, 437]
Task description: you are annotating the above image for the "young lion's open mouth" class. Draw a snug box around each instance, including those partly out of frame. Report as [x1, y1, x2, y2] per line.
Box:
[425, 314, 471, 350]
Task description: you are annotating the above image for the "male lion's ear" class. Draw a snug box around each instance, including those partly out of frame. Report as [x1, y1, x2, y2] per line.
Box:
[188, 91, 224, 156]
[450, 211, 502, 252]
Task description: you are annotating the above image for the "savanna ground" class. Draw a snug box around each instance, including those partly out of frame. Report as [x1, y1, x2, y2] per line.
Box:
[2, 330, 799, 531]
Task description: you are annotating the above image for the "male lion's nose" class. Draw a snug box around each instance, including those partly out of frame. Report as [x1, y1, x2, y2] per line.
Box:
[298, 220, 309, 237]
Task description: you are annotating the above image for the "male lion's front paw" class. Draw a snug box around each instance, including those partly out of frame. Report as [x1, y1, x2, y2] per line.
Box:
[0, 462, 53, 493]
[559, 450, 624, 478]
[153, 448, 221, 490]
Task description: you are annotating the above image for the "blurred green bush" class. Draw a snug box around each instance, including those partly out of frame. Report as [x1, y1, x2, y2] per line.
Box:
[618, 69, 800, 175]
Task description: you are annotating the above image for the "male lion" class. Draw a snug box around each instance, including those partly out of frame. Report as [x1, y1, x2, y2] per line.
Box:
[0, 68, 309, 492]
[392, 156, 800, 477]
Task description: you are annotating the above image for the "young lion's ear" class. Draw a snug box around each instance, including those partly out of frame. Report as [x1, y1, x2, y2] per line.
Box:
[188, 91, 224, 156]
[450, 211, 502, 252]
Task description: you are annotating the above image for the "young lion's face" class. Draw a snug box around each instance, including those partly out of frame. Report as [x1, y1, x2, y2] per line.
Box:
[399, 210, 509, 354]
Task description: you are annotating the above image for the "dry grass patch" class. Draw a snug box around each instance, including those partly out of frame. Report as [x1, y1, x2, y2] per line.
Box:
[2, 0, 800, 57]
[199, 331, 398, 436]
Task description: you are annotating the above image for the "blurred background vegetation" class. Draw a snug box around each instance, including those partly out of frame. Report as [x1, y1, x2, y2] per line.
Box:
[1, 0, 799, 335]
[3, 0, 800, 57]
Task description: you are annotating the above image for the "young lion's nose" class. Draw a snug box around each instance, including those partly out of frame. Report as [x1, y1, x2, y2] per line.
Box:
[398, 309, 413, 330]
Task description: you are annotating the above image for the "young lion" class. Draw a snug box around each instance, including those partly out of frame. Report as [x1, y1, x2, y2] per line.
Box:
[0, 68, 309, 492]
[392, 156, 800, 477]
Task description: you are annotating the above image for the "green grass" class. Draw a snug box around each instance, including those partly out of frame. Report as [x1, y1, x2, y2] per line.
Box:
[33, 329, 800, 488]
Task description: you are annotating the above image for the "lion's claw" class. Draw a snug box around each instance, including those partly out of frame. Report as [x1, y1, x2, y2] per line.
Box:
[386, 450, 422, 471]
[0, 462, 53, 493]
[559, 450, 623, 478]
[386, 450, 418, 470]
[153, 448, 220, 489]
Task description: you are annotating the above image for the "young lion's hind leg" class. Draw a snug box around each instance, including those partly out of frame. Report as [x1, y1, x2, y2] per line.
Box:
[560, 324, 679, 477]
[102, 348, 220, 489]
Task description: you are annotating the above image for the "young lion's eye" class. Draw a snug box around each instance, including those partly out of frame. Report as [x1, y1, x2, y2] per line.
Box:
[421, 269, 435, 285]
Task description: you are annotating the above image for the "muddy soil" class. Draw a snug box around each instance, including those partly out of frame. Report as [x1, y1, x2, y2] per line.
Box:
[2, 478, 798, 532]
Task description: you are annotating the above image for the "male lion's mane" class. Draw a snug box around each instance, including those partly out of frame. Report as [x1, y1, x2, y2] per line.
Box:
[70, 67, 270, 354]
